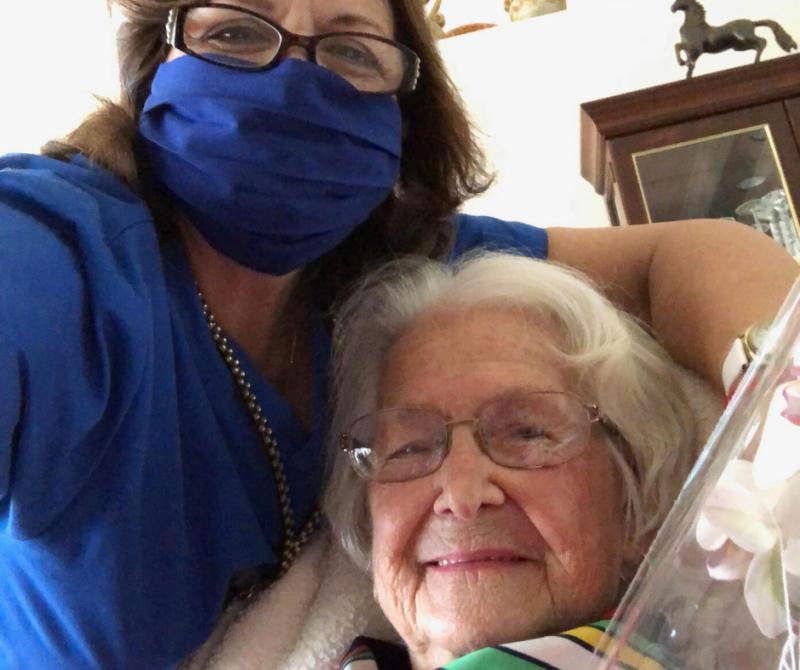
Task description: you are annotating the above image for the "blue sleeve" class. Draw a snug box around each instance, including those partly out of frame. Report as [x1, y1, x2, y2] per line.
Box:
[0, 160, 151, 539]
[0, 335, 21, 503]
[449, 213, 548, 260]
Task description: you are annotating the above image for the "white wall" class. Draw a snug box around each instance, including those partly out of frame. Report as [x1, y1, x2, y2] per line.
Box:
[0, 1, 797, 228]
[438, 0, 800, 227]
[0, 2, 119, 155]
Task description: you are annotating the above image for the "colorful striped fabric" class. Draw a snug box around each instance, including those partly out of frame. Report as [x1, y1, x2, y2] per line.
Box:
[339, 641, 382, 670]
[339, 619, 674, 670]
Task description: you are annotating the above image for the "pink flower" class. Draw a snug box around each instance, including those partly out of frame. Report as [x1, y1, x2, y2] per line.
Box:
[782, 381, 800, 426]
[697, 380, 800, 639]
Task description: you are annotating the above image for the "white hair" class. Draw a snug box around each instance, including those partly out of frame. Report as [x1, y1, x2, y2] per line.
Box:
[324, 251, 696, 573]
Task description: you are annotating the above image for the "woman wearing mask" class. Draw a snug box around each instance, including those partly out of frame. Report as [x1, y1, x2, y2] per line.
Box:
[0, 0, 795, 668]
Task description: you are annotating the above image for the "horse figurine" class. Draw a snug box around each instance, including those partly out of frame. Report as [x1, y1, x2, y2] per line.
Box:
[671, 0, 797, 78]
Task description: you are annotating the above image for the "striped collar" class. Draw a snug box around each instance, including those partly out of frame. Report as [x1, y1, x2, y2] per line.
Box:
[339, 618, 675, 670]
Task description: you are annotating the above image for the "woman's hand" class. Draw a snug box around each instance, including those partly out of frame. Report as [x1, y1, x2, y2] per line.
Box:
[548, 219, 799, 391]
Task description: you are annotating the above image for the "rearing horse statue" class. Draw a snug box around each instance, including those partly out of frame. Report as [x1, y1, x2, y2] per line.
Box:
[671, 0, 797, 78]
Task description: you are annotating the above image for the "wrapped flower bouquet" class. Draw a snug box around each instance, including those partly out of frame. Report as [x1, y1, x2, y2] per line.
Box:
[594, 278, 800, 670]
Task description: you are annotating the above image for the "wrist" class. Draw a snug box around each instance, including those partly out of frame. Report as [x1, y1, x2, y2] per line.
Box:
[722, 336, 748, 399]
[722, 320, 774, 400]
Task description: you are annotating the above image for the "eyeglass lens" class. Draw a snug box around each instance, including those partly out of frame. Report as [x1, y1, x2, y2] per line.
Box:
[348, 392, 593, 482]
[181, 6, 408, 93]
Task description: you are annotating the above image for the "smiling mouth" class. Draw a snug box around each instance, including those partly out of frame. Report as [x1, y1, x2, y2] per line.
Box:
[424, 552, 529, 570]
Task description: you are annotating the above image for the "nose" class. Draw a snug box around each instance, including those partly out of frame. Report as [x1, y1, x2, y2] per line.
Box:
[432, 424, 505, 520]
[277, 0, 314, 62]
[282, 45, 310, 62]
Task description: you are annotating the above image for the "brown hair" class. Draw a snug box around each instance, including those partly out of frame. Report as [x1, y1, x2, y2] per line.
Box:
[43, 0, 493, 312]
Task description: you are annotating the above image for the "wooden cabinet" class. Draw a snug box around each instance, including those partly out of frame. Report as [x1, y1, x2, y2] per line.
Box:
[581, 54, 800, 260]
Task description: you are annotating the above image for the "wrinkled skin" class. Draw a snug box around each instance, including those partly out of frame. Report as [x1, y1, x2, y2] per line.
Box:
[369, 306, 627, 668]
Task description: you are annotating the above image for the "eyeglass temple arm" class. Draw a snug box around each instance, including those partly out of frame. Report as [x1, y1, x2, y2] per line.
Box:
[586, 403, 619, 433]
[586, 404, 601, 423]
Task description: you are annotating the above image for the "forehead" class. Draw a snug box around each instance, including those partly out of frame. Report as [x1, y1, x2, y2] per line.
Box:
[380, 305, 568, 409]
[224, 0, 395, 32]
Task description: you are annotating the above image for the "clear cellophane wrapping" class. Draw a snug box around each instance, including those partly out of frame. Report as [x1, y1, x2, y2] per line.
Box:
[592, 278, 800, 670]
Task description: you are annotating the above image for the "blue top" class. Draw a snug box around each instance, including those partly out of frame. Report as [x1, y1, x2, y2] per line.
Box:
[0, 153, 548, 669]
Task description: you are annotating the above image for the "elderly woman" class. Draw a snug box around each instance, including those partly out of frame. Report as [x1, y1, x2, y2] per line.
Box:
[324, 252, 698, 669]
[0, 0, 795, 666]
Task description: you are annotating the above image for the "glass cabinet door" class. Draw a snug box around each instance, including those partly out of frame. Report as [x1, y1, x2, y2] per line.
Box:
[607, 102, 800, 262]
[633, 125, 800, 259]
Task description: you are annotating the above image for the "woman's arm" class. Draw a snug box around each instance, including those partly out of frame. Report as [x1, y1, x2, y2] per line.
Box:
[548, 219, 799, 391]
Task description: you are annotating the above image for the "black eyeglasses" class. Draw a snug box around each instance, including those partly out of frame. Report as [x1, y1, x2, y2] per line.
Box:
[165, 3, 420, 94]
[340, 391, 610, 483]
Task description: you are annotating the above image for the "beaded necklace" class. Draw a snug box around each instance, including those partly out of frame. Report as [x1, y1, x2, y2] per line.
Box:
[197, 288, 320, 601]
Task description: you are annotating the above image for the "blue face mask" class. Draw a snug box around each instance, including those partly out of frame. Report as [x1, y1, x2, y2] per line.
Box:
[138, 57, 402, 275]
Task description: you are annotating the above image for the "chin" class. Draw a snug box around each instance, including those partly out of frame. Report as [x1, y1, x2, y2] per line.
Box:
[447, 632, 514, 658]
[425, 612, 553, 659]
[409, 626, 532, 670]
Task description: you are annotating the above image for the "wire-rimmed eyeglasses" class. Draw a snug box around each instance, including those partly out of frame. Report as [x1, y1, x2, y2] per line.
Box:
[340, 391, 612, 483]
[165, 3, 421, 94]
